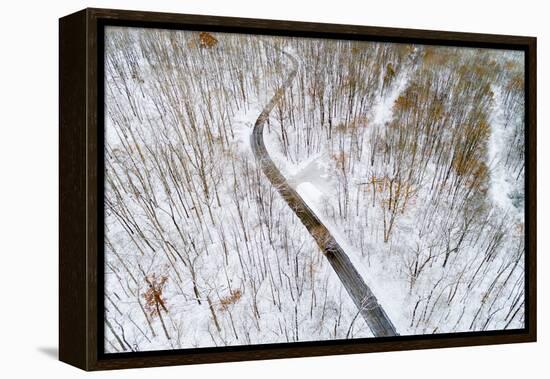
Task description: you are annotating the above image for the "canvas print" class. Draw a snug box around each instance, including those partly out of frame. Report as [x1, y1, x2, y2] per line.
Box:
[103, 26, 525, 353]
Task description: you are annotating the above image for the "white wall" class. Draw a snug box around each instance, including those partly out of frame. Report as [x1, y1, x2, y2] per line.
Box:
[0, 0, 546, 377]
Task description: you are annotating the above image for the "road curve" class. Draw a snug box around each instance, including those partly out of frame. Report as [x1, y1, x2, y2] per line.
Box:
[250, 47, 398, 337]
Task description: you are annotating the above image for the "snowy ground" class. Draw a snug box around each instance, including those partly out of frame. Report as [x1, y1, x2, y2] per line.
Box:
[103, 28, 526, 352]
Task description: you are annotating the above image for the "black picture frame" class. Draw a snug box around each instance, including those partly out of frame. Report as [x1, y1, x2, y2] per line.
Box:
[59, 7, 537, 371]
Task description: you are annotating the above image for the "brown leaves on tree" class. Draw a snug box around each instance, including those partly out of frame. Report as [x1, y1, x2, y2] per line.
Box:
[422, 46, 453, 66]
[310, 225, 332, 253]
[507, 72, 524, 93]
[218, 289, 242, 311]
[383, 63, 396, 86]
[332, 151, 347, 171]
[199, 32, 218, 48]
[143, 274, 169, 318]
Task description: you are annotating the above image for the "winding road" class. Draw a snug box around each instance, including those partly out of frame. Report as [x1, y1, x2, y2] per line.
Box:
[250, 47, 398, 337]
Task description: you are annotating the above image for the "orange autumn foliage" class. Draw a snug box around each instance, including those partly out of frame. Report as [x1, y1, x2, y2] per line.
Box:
[143, 274, 168, 318]
[219, 289, 242, 311]
[199, 32, 218, 48]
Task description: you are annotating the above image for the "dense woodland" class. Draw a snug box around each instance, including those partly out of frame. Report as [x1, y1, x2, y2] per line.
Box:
[103, 27, 525, 352]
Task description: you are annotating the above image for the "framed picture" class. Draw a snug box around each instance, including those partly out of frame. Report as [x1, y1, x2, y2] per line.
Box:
[59, 8, 537, 371]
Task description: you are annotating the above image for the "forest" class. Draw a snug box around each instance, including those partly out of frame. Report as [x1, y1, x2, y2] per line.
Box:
[103, 26, 525, 353]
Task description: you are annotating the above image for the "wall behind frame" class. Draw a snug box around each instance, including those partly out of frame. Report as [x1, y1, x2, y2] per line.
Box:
[0, 0, 546, 378]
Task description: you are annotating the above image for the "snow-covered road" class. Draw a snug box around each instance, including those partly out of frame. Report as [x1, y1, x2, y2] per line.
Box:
[250, 45, 398, 337]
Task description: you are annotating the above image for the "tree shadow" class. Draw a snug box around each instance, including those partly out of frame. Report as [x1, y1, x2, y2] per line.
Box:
[37, 346, 58, 359]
